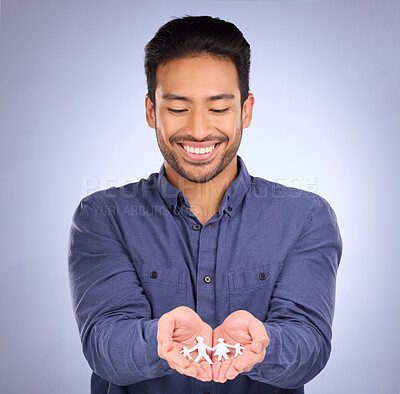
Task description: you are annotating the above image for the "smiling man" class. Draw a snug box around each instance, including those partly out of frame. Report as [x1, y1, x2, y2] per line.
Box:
[68, 15, 343, 394]
[146, 55, 251, 224]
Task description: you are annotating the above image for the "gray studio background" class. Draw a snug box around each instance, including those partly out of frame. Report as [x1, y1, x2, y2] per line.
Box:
[1, 0, 399, 393]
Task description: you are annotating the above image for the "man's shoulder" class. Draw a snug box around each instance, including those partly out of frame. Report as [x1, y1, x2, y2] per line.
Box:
[80, 172, 160, 207]
[250, 175, 322, 203]
[248, 175, 334, 220]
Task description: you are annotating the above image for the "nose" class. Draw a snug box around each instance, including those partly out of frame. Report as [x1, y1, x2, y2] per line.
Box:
[187, 107, 213, 140]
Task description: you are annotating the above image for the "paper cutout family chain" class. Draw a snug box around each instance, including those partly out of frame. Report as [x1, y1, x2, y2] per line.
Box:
[180, 336, 245, 364]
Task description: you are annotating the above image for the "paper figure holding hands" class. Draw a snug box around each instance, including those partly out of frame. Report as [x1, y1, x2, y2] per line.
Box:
[180, 346, 193, 360]
[181, 336, 245, 364]
[231, 342, 245, 358]
[212, 338, 232, 361]
[186, 336, 214, 364]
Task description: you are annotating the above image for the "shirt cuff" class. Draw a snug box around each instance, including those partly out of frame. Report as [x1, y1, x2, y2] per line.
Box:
[144, 318, 160, 355]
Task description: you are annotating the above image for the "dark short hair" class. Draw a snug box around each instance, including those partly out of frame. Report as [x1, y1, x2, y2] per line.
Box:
[144, 15, 251, 109]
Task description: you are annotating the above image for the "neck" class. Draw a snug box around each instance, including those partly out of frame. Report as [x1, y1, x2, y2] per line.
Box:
[165, 157, 239, 225]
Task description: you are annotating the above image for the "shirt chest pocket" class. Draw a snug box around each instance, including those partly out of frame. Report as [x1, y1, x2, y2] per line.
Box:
[227, 263, 282, 322]
[135, 264, 188, 319]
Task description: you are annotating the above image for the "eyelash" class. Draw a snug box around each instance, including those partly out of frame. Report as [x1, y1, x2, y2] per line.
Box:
[168, 108, 229, 114]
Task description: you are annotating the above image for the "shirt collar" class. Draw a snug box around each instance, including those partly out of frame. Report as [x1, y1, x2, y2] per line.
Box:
[218, 155, 252, 217]
[157, 155, 252, 217]
[156, 164, 186, 215]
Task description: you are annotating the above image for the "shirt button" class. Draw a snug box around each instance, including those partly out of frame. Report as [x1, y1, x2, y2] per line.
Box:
[150, 271, 159, 279]
[204, 276, 211, 283]
[259, 272, 267, 280]
[227, 206, 232, 211]
[193, 223, 201, 231]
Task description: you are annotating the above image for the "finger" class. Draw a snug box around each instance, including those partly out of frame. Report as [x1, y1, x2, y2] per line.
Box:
[168, 348, 192, 369]
[167, 347, 198, 378]
[227, 352, 262, 378]
[169, 359, 198, 379]
[172, 349, 210, 381]
[225, 363, 240, 380]
[198, 360, 213, 381]
[215, 359, 232, 383]
[186, 357, 211, 381]
[211, 355, 222, 382]
[229, 354, 251, 375]
[185, 361, 205, 380]
[169, 357, 198, 379]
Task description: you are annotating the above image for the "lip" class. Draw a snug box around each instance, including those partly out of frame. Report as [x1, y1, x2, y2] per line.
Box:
[177, 142, 221, 161]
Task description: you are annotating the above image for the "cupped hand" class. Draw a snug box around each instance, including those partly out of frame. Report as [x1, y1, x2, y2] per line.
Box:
[157, 306, 213, 381]
[211, 310, 270, 383]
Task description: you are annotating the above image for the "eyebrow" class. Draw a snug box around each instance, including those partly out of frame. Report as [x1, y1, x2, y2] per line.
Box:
[161, 93, 236, 102]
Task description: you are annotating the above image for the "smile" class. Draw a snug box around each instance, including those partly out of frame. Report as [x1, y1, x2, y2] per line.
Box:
[182, 144, 216, 155]
[177, 142, 222, 161]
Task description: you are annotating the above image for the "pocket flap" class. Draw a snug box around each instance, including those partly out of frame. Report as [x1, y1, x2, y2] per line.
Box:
[137, 264, 187, 287]
[227, 263, 282, 291]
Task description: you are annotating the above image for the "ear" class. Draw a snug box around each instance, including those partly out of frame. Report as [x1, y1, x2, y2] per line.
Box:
[241, 93, 254, 129]
[145, 94, 156, 129]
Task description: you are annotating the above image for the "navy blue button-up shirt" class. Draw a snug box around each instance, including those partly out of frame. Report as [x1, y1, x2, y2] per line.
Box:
[68, 156, 343, 393]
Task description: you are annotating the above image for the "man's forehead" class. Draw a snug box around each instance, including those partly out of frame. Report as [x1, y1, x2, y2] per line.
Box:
[159, 55, 235, 69]
[156, 56, 239, 82]
[154, 57, 240, 99]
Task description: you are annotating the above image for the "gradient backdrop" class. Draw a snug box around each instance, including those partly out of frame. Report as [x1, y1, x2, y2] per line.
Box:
[0, 0, 399, 393]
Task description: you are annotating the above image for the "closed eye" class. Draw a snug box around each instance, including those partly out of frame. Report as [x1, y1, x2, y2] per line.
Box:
[168, 108, 187, 113]
[211, 108, 229, 113]
[168, 108, 229, 114]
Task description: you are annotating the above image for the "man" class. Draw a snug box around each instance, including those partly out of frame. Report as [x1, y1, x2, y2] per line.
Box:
[68, 15, 343, 393]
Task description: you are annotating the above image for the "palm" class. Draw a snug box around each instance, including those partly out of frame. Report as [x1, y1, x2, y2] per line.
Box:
[172, 311, 212, 349]
[212, 310, 268, 383]
[165, 307, 213, 381]
[214, 315, 252, 346]
[172, 309, 212, 346]
[159, 308, 268, 383]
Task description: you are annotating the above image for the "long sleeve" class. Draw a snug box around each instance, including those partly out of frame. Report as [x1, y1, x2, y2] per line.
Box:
[67, 195, 172, 386]
[244, 196, 343, 389]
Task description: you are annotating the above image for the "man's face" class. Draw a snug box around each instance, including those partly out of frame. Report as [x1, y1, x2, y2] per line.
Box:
[145, 56, 253, 184]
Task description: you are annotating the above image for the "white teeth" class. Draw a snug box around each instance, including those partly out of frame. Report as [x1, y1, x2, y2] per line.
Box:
[182, 144, 216, 154]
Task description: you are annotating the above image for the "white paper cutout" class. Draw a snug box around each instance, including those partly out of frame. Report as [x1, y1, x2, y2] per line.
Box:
[180, 346, 193, 360]
[231, 342, 245, 358]
[185, 336, 214, 364]
[180, 336, 245, 364]
[212, 338, 231, 361]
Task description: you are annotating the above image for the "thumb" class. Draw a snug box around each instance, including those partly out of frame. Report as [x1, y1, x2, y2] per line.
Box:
[158, 313, 175, 354]
[251, 340, 263, 353]
[248, 318, 269, 353]
[163, 336, 174, 353]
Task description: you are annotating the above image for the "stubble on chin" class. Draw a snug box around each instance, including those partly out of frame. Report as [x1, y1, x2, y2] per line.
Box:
[154, 120, 243, 184]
